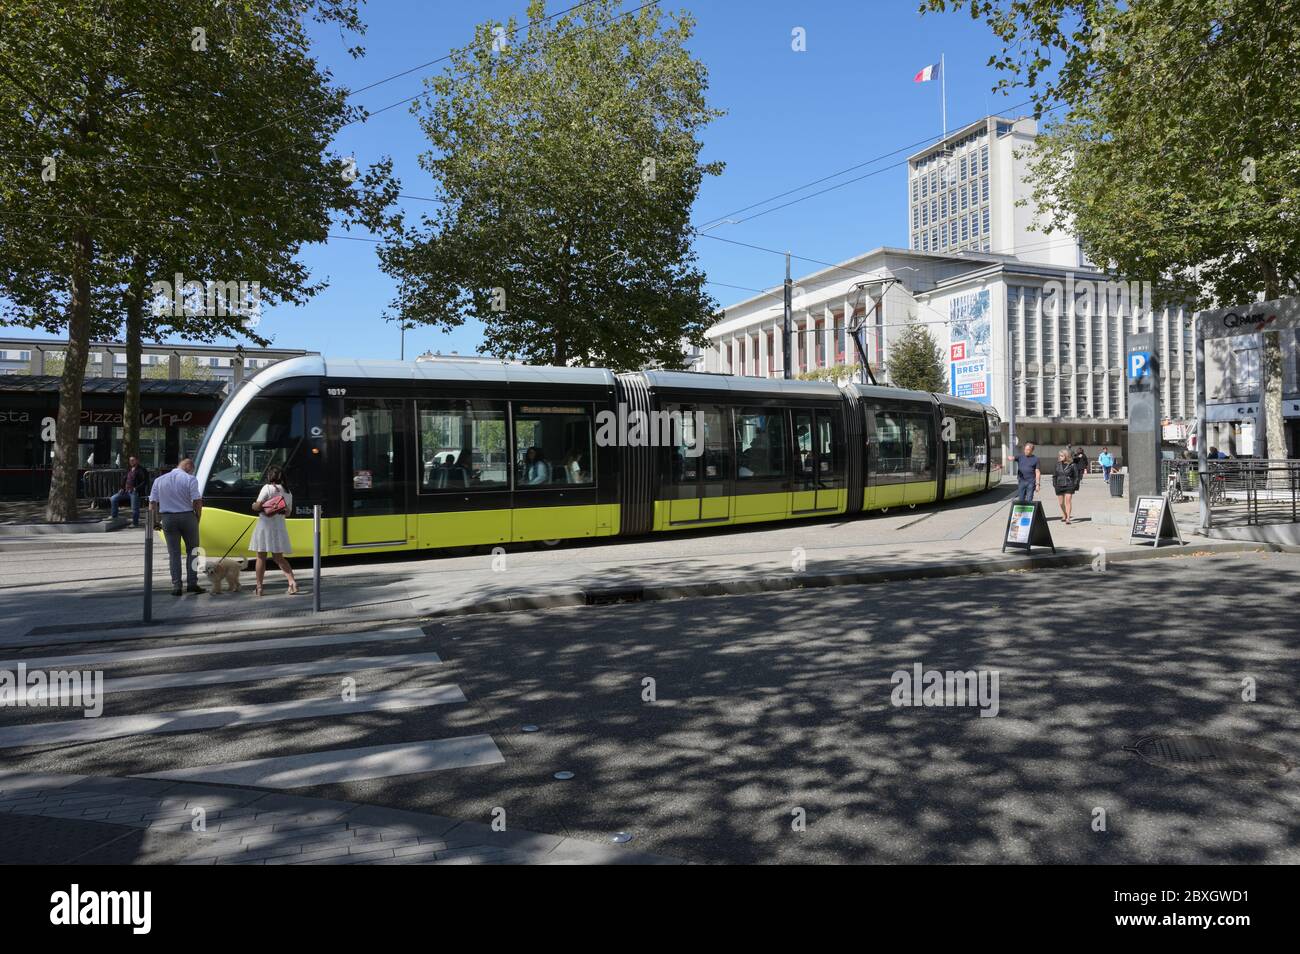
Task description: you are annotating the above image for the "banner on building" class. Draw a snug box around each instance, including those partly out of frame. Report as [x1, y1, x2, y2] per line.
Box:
[949, 288, 991, 404]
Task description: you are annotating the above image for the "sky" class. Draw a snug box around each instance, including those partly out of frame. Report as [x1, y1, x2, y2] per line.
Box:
[13, 0, 1031, 360]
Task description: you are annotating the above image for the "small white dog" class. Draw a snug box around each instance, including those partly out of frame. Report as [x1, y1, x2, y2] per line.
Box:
[204, 557, 245, 594]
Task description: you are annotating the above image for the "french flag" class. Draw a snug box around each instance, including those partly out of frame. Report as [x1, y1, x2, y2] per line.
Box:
[914, 61, 941, 83]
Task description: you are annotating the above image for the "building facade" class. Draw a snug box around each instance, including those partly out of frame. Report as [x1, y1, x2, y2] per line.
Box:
[703, 246, 1195, 464]
[907, 115, 1086, 268]
[0, 337, 311, 388]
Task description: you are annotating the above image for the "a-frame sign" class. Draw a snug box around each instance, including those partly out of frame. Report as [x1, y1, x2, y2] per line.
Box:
[1002, 500, 1056, 554]
[1129, 495, 1184, 547]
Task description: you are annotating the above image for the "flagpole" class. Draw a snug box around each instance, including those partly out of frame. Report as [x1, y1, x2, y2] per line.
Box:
[941, 52, 947, 139]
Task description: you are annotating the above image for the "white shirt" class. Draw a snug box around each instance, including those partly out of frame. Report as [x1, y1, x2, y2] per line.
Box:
[149, 468, 201, 513]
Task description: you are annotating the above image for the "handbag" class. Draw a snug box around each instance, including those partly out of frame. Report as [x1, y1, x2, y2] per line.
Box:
[261, 487, 288, 516]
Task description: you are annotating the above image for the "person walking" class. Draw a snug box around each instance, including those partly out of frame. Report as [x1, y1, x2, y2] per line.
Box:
[1053, 449, 1080, 524]
[148, 458, 204, 595]
[1098, 447, 1115, 483]
[251, 465, 298, 596]
[1072, 445, 1089, 482]
[110, 455, 149, 527]
[1012, 441, 1041, 502]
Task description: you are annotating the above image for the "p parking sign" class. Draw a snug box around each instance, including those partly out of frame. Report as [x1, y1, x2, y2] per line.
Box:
[1128, 350, 1153, 379]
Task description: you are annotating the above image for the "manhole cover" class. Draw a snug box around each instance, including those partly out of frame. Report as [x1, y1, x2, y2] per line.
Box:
[1126, 735, 1293, 779]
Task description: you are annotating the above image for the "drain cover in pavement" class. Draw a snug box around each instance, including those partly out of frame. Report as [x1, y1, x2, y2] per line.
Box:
[1126, 735, 1293, 779]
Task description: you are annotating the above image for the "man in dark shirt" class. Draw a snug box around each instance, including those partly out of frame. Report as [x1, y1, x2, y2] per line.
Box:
[1013, 442, 1041, 502]
[110, 456, 149, 527]
[1072, 446, 1089, 483]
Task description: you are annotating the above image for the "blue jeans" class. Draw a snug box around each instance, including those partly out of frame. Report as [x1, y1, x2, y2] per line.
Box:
[1016, 479, 1035, 502]
[1102, 465, 1112, 482]
[110, 490, 140, 525]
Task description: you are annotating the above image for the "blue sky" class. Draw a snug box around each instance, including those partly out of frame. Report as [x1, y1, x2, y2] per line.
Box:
[17, 0, 1029, 359]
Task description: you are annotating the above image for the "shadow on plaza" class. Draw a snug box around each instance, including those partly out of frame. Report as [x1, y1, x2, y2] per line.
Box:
[347, 552, 1297, 864]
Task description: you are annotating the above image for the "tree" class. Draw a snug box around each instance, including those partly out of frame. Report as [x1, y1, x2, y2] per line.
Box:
[379, 0, 723, 370]
[0, 0, 395, 520]
[922, 0, 1300, 458]
[888, 319, 947, 392]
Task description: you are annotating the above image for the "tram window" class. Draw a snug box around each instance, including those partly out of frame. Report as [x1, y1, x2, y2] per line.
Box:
[906, 413, 933, 478]
[793, 412, 814, 481]
[512, 403, 595, 488]
[734, 409, 786, 480]
[815, 413, 835, 474]
[208, 397, 304, 495]
[700, 407, 729, 482]
[669, 405, 699, 484]
[947, 415, 983, 474]
[417, 400, 508, 492]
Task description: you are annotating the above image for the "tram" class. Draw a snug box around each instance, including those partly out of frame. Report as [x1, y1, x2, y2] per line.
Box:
[193, 356, 1003, 558]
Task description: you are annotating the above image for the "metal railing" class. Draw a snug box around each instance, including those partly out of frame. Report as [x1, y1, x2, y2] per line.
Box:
[81, 468, 127, 503]
[1184, 459, 1300, 527]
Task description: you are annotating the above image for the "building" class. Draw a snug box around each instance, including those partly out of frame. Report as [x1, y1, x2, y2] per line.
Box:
[907, 115, 1086, 268]
[0, 377, 229, 498]
[702, 245, 1195, 463]
[0, 337, 317, 498]
[0, 337, 313, 388]
[1200, 328, 1300, 458]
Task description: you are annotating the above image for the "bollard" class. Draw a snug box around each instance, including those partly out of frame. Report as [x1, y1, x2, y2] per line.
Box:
[313, 504, 322, 614]
[143, 507, 154, 624]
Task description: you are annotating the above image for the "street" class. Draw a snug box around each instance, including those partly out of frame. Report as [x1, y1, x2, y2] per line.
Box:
[1, 548, 1295, 864]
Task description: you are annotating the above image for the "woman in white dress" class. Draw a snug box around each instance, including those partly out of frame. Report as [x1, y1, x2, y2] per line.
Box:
[250, 465, 299, 596]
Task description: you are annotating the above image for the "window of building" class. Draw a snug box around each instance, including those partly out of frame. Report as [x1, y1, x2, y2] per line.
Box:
[921, 203, 929, 228]
[981, 144, 989, 171]
[1025, 378, 1039, 416]
[513, 403, 595, 488]
[419, 399, 509, 491]
[921, 176, 928, 199]
[735, 409, 786, 480]
[960, 156, 967, 180]
[941, 221, 948, 247]
[940, 192, 948, 219]
[960, 185, 968, 211]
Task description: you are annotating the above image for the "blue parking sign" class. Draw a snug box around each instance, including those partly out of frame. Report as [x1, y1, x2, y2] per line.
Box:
[1127, 350, 1152, 379]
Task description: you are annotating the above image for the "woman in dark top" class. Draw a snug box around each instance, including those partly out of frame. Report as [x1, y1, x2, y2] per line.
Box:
[1053, 449, 1080, 524]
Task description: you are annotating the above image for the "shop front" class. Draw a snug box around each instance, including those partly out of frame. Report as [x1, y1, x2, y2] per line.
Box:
[0, 377, 226, 498]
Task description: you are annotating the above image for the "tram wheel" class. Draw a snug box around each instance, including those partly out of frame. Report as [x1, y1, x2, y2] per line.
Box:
[908, 503, 918, 510]
[879, 507, 889, 514]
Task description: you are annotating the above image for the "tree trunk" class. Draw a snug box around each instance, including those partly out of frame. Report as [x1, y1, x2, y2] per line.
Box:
[123, 258, 146, 461]
[1261, 274, 1287, 460]
[45, 228, 95, 522]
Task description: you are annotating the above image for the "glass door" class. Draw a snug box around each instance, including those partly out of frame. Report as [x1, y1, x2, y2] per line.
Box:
[664, 404, 732, 524]
[342, 398, 409, 546]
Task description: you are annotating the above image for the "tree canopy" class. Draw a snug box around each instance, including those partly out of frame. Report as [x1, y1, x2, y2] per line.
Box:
[379, 0, 724, 370]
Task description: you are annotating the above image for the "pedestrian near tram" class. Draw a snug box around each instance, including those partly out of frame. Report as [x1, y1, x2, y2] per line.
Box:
[1012, 442, 1041, 502]
[149, 458, 204, 596]
[251, 465, 299, 597]
[1098, 447, 1115, 483]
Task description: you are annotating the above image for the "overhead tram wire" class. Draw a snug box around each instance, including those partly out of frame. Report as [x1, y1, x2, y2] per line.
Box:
[207, 0, 616, 149]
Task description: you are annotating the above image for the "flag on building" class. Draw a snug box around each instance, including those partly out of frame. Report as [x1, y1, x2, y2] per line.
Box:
[914, 61, 942, 83]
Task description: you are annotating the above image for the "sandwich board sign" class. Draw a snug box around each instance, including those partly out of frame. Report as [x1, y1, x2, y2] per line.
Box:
[1002, 500, 1055, 554]
[1130, 495, 1184, 547]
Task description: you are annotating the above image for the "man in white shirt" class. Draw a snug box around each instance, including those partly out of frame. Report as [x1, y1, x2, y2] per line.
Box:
[148, 458, 204, 595]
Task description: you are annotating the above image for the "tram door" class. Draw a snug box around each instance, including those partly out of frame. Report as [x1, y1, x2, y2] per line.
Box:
[665, 404, 732, 524]
[791, 408, 843, 513]
[341, 398, 411, 547]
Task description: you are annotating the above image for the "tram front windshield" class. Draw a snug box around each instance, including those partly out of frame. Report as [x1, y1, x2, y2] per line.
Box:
[206, 396, 306, 496]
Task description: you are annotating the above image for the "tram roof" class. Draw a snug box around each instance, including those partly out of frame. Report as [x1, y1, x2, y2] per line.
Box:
[249, 355, 616, 388]
[636, 370, 843, 399]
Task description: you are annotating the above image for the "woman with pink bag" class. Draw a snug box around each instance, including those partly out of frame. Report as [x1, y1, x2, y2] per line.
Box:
[251, 464, 299, 596]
